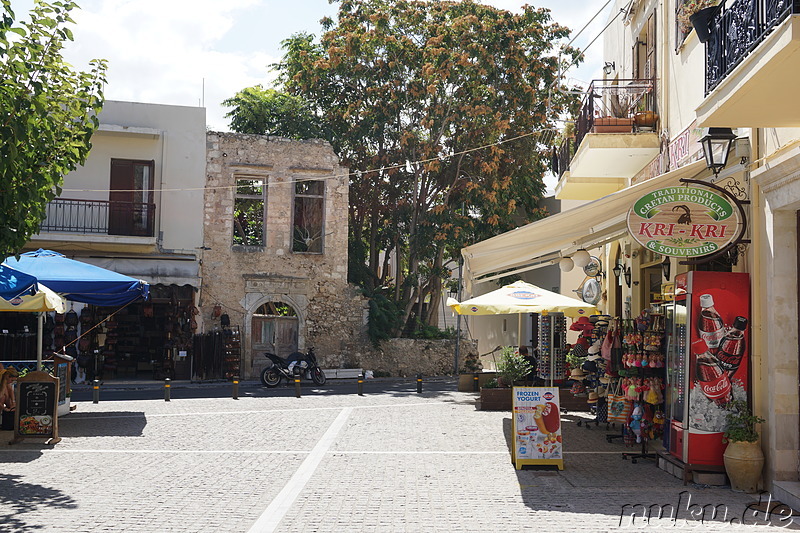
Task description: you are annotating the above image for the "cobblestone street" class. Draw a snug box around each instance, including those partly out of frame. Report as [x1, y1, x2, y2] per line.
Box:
[0, 381, 796, 532]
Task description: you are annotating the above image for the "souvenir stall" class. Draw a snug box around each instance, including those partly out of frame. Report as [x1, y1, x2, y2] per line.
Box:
[565, 309, 668, 464]
[2, 250, 152, 381]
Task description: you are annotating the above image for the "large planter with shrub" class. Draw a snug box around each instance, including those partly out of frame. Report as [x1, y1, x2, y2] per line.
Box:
[477, 347, 533, 410]
[479, 387, 513, 411]
[722, 400, 765, 493]
[724, 441, 764, 493]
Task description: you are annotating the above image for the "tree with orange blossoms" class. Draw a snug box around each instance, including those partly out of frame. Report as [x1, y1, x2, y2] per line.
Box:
[275, 0, 581, 334]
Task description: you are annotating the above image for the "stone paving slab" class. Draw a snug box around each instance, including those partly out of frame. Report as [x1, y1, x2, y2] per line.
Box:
[0, 389, 796, 532]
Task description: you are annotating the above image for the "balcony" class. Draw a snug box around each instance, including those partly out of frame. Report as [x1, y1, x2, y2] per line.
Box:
[555, 79, 661, 201]
[34, 198, 157, 252]
[696, 0, 800, 127]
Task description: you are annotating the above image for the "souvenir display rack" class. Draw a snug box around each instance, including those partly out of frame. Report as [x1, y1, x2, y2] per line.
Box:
[537, 312, 566, 383]
[619, 308, 667, 463]
[223, 326, 241, 379]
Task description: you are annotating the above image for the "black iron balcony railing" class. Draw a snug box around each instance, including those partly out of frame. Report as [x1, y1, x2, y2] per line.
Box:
[554, 136, 574, 179]
[574, 78, 658, 150]
[41, 198, 156, 237]
[706, 0, 800, 94]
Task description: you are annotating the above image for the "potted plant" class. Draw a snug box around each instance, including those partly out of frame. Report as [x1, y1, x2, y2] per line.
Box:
[677, 0, 719, 43]
[633, 100, 658, 131]
[723, 399, 765, 493]
[594, 93, 634, 133]
[479, 347, 533, 410]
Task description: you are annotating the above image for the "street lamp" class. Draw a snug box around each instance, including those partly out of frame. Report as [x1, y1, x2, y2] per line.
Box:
[623, 266, 632, 288]
[700, 127, 737, 176]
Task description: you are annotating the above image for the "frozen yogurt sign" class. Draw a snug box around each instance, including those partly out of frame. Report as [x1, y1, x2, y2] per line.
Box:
[627, 186, 740, 258]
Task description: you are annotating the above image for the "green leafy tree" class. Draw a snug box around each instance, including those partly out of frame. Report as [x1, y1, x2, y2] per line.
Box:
[222, 85, 326, 140]
[0, 0, 107, 258]
[267, 0, 580, 334]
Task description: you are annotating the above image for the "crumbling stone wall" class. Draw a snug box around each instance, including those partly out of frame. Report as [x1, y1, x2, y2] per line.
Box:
[202, 132, 365, 377]
[202, 132, 477, 379]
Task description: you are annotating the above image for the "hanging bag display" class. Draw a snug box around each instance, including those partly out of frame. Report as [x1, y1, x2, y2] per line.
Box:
[65, 309, 79, 327]
[601, 329, 613, 362]
[607, 379, 633, 423]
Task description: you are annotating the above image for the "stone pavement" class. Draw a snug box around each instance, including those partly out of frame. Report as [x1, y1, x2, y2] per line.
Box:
[0, 381, 797, 532]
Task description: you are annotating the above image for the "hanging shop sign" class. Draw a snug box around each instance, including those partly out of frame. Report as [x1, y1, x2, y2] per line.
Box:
[627, 186, 740, 258]
[511, 387, 564, 470]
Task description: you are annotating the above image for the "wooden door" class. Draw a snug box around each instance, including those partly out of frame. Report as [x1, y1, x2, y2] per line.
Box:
[109, 159, 154, 236]
[252, 315, 298, 356]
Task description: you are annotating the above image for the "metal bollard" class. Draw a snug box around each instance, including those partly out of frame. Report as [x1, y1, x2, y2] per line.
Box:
[416, 373, 422, 394]
[232, 376, 239, 400]
[92, 379, 100, 404]
[164, 378, 171, 402]
[358, 373, 364, 396]
[473, 372, 479, 392]
[294, 368, 302, 398]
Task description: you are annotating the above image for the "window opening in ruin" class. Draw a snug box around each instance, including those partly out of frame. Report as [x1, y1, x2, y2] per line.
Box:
[233, 177, 266, 246]
[293, 179, 324, 253]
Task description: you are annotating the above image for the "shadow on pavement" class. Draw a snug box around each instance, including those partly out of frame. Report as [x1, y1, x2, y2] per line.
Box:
[0, 473, 76, 532]
[58, 411, 147, 437]
[70, 377, 464, 402]
[500, 409, 794, 528]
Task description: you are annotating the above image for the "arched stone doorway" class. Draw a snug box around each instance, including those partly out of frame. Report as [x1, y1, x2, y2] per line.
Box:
[251, 301, 299, 357]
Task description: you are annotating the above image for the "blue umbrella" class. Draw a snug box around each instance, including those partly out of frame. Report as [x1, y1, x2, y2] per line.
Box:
[0, 263, 39, 301]
[4, 249, 149, 306]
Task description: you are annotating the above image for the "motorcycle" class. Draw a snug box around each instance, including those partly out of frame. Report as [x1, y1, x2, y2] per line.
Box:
[260, 347, 326, 387]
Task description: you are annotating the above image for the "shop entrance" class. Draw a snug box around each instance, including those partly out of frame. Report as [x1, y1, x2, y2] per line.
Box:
[251, 302, 298, 357]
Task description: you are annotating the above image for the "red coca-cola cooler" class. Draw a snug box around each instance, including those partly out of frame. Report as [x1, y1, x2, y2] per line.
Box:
[665, 271, 749, 466]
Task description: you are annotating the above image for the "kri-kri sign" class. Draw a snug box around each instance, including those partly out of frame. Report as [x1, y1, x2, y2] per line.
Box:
[627, 186, 741, 258]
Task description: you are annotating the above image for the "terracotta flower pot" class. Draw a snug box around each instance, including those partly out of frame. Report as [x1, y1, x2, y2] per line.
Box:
[593, 117, 634, 134]
[634, 111, 658, 131]
[723, 441, 764, 493]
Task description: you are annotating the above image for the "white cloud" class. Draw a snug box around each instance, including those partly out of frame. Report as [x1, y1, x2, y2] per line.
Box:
[10, 0, 612, 133]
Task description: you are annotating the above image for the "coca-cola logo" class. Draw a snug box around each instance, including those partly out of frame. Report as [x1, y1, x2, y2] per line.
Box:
[700, 378, 730, 398]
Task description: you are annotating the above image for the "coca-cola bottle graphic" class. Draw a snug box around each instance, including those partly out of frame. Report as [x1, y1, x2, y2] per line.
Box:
[698, 294, 725, 350]
[717, 316, 748, 378]
[692, 338, 732, 406]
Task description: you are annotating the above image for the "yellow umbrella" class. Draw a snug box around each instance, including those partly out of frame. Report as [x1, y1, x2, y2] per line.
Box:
[448, 280, 597, 318]
[0, 284, 66, 313]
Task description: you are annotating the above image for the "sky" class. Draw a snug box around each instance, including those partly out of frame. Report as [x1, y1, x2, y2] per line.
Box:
[11, 0, 612, 131]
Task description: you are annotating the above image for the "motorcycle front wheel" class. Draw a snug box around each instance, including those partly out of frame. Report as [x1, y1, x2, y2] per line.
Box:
[311, 367, 326, 385]
[261, 367, 282, 388]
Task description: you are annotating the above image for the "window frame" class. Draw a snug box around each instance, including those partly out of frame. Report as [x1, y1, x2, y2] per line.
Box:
[232, 175, 268, 249]
[291, 179, 326, 254]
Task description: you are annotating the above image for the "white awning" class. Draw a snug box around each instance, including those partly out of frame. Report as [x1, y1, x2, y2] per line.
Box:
[462, 160, 707, 288]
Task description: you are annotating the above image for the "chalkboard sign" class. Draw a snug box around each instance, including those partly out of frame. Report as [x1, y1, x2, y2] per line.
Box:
[12, 371, 60, 444]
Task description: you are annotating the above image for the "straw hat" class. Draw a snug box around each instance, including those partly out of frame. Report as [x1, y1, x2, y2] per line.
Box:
[570, 368, 587, 380]
[587, 391, 599, 403]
